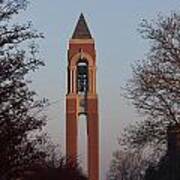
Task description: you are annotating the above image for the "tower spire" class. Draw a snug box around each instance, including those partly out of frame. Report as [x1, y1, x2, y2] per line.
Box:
[72, 13, 92, 39]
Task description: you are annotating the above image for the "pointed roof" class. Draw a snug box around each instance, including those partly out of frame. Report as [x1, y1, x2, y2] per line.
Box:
[72, 13, 92, 39]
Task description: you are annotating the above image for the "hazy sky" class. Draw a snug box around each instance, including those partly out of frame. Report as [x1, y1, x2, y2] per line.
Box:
[15, 0, 180, 179]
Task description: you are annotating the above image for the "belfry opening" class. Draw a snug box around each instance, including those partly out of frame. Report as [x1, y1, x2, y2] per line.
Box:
[77, 59, 88, 95]
[66, 14, 99, 180]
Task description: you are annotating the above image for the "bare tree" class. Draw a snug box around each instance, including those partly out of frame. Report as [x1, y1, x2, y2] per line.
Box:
[121, 12, 180, 151]
[0, 0, 48, 179]
[107, 150, 148, 180]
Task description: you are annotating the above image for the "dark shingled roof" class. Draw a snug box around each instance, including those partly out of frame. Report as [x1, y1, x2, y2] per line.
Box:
[72, 13, 92, 39]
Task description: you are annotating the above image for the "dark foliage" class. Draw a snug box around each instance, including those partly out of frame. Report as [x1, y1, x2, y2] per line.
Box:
[145, 153, 180, 180]
[0, 0, 48, 179]
[22, 158, 87, 180]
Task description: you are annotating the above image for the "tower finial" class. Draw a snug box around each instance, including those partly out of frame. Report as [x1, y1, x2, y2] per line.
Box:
[72, 13, 92, 39]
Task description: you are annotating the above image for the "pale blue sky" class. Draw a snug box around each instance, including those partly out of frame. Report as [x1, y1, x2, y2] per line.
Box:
[15, 0, 180, 179]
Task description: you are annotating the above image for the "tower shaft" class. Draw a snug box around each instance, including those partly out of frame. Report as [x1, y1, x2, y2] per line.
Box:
[66, 14, 99, 180]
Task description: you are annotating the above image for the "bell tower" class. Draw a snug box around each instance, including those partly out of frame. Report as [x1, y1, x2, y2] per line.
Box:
[66, 14, 99, 180]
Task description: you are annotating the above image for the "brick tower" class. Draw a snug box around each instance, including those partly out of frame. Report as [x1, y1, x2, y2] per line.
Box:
[66, 14, 99, 180]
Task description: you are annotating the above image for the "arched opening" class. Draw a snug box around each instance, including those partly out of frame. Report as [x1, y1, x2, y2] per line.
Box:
[78, 114, 88, 174]
[76, 59, 88, 95]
